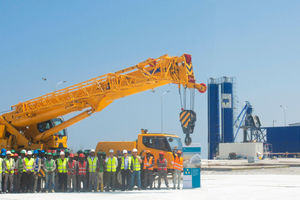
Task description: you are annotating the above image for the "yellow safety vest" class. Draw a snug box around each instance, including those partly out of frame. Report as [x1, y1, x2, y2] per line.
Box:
[23, 158, 34, 172]
[0, 158, 2, 173]
[87, 157, 98, 172]
[132, 156, 141, 171]
[5, 158, 14, 174]
[121, 156, 131, 170]
[58, 158, 67, 173]
[106, 157, 117, 172]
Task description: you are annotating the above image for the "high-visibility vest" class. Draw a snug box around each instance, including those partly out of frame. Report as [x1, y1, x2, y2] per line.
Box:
[173, 156, 183, 171]
[106, 157, 117, 172]
[143, 156, 153, 171]
[57, 158, 67, 173]
[45, 159, 55, 172]
[67, 160, 77, 175]
[0, 158, 3, 173]
[78, 161, 87, 175]
[121, 156, 131, 170]
[5, 158, 14, 173]
[23, 158, 35, 172]
[158, 158, 167, 171]
[18, 158, 24, 172]
[87, 157, 98, 172]
[132, 156, 141, 171]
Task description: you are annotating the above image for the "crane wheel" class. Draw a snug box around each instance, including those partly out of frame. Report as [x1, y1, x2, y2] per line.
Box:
[185, 135, 192, 146]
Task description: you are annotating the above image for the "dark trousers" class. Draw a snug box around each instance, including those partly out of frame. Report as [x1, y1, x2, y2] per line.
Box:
[77, 175, 87, 191]
[22, 172, 33, 192]
[58, 173, 67, 192]
[106, 172, 115, 191]
[143, 170, 153, 189]
[121, 169, 131, 191]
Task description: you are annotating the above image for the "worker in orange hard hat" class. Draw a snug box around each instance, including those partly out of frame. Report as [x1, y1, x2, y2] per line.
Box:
[67, 153, 77, 192]
[157, 151, 169, 190]
[172, 146, 183, 189]
[141, 150, 154, 189]
[77, 153, 87, 192]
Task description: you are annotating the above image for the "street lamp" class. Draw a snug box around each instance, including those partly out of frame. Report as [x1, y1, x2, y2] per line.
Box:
[280, 105, 288, 126]
[42, 78, 67, 91]
[152, 89, 170, 133]
[273, 120, 277, 127]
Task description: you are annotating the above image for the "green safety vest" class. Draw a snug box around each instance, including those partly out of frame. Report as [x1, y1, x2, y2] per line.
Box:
[57, 158, 67, 173]
[87, 157, 98, 172]
[132, 156, 141, 171]
[0, 158, 2, 173]
[45, 159, 55, 172]
[121, 156, 131, 170]
[98, 157, 105, 172]
[5, 158, 14, 173]
[106, 157, 117, 172]
[23, 158, 34, 172]
[18, 158, 24, 172]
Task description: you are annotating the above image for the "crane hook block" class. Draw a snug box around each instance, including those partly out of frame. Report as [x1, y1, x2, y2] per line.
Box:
[179, 110, 196, 134]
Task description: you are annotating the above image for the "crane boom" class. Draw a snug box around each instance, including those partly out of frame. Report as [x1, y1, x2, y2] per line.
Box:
[0, 54, 206, 150]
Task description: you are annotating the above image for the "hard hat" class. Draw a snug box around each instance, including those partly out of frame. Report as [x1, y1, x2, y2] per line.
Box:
[97, 151, 102, 155]
[132, 148, 138, 153]
[102, 152, 106, 155]
[14, 153, 18, 157]
[69, 153, 74, 158]
[40, 150, 45, 154]
[6, 151, 11, 155]
[11, 150, 15, 153]
[64, 149, 69, 153]
[1, 148, 6, 153]
[90, 149, 95, 152]
[84, 150, 89, 154]
[52, 153, 57, 156]
[79, 153, 85, 158]
[75, 153, 78, 157]
[109, 149, 114, 153]
[27, 151, 32, 155]
[1, 153, 6, 157]
[33, 150, 38, 154]
[45, 152, 48, 155]
[159, 151, 164, 155]
[20, 150, 25, 154]
[60, 151, 65, 156]
[77, 150, 83, 154]
[146, 150, 151, 153]
[47, 153, 52, 156]
[123, 150, 128, 154]
[177, 150, 182, 154]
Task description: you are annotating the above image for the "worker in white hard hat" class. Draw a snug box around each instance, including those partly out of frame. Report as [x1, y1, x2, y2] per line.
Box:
[22, 150, 35, 192]
[130, 148, 142, 190]
[105, 149, 118, 192]
[120, 149, 131, 191]
[3, 151, 15, 193]
[56, 151, 67, 192]
[87, 149, 98, 192]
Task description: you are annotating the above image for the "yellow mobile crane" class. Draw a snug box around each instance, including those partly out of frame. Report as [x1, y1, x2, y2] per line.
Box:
[0, 54, 206, 151]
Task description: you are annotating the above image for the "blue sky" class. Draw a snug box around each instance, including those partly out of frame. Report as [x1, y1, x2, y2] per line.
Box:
[1, 1, 300, 158]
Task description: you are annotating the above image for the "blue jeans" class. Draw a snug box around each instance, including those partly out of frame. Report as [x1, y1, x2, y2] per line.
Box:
[45, 173, 55, 191]
[131, 171, 141, 188]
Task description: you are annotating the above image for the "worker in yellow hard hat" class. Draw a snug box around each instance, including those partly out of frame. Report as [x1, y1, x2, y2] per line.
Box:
[172, 146, 183, 189]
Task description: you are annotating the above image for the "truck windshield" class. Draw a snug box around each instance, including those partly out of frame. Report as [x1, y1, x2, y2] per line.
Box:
[142, 136, 182, 152]
[37, 118, 66, 137]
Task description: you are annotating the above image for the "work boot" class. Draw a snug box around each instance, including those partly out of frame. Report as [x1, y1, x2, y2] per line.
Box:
[100, 183, 104, 192]
[167, 186, 170, 190]
[51, 190, 55, 193]
[45, 190, 48, 193]
[157, 186, 160, 190]
[173, 186, 176, 189]
[138, 187, 141, 191]
[177, 186, 180, 189]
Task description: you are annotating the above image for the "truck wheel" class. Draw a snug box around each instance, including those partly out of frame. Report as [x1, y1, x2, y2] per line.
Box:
[115, 168, 122, 189]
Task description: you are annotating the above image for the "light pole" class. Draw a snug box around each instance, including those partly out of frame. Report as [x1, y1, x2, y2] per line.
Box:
[152, 90, 170, 133]
[42, 78, 67, 91]
[273, 120, 277, 127]
[280, 105, 287, 126]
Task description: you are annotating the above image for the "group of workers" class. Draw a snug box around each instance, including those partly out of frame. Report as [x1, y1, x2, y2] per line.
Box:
[0, 146, 183, 193]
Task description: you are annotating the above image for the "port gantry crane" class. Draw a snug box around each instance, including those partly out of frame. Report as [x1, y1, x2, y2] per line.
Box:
[0, 54, 206, 151]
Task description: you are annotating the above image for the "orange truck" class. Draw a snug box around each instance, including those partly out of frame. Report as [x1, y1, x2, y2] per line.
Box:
[95, 129, 182, 188]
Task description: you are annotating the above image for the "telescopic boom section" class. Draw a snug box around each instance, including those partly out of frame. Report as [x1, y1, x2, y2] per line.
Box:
[2, 54, 206, 143]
